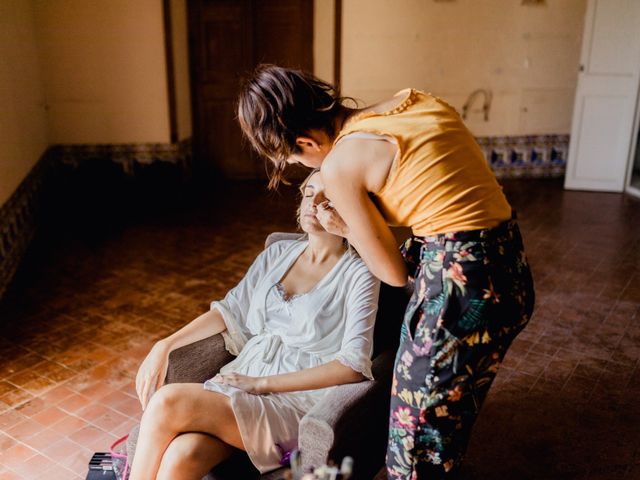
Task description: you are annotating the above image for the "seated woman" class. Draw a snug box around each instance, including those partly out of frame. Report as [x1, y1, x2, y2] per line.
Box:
[129, 170, 380, 480]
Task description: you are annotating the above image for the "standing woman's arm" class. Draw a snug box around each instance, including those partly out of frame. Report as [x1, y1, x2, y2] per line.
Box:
[320, 139, 408, 287]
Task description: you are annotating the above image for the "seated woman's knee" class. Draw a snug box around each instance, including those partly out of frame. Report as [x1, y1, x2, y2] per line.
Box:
[145, 384, 187, 423]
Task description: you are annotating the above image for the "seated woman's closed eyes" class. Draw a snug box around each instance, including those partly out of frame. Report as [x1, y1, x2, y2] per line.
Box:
[128, 170, 380, 480]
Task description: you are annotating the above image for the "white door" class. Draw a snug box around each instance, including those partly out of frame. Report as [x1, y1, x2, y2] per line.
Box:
[564, 0, 640, 192]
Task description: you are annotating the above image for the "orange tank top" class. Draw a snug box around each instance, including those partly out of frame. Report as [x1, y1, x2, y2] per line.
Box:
[333, 88, 512, 236]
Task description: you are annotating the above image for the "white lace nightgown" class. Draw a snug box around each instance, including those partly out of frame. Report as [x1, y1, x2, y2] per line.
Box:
[203, 238, 380, 473]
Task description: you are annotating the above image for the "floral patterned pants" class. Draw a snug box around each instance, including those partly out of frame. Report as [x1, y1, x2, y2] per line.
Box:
[386, 215, 535, 479]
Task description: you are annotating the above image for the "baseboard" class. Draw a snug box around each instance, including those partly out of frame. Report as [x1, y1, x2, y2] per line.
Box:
[0, 149, 56, 300]
[477, 134, 568, 179]
[0, 138, 192, 301]
[53, 138, 192, 175]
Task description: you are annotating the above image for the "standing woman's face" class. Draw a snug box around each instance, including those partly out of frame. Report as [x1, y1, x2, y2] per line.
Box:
[286, 151, 323, 169]
[298, 172, 330, 233]
[287, 130, 334, 169]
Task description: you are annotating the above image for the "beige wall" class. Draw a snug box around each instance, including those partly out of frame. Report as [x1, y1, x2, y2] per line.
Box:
[0, 1, 49, 206]
[340, 0, 587, 136]
[33, 0, 171, 144]
[0, 0, 588, 207]
[314, 0, 336, 84]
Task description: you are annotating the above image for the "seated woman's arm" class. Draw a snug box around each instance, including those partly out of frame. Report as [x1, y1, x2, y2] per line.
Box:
[136, 244, 278, 409]
[220, 259, 380, 394]
[157, 308, 227, 352]
[217, 360, 365, 394]
[136, 309, 227, 409]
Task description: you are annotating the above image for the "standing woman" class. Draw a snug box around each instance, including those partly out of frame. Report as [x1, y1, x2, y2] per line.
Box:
[237, 65, 534, 479]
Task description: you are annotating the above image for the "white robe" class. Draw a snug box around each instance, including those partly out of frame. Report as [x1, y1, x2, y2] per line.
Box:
[203, 238, 380, 473]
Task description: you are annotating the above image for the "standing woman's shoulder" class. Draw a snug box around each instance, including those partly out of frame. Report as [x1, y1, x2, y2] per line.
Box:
[322, 136, 397, 195]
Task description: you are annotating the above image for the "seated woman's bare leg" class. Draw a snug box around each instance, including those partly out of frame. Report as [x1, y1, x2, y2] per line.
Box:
[156, 432, 235, 480]
[128, 383, 245, 480]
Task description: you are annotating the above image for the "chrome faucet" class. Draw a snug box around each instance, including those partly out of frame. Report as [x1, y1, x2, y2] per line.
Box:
[461, 89, 492, 121]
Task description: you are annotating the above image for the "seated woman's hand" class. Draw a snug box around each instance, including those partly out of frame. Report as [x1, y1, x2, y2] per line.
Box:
[135, 341, 171, 410]
[212, 372, 269, 395]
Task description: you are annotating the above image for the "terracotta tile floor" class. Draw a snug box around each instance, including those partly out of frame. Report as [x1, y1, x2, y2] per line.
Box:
[1, 178, 639, 479]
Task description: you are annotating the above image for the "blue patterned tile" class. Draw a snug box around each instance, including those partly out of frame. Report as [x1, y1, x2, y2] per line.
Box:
[476, 134, 568, 179]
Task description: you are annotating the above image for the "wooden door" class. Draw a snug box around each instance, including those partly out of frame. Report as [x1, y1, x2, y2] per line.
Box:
[564, 0, 640, 192]
[188, 0, 313, 181]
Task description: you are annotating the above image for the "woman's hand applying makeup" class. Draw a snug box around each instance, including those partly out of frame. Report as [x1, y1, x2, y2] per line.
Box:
[315, 201, 350, 237]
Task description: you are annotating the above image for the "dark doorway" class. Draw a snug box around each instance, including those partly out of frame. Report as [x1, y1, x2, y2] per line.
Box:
[188, 0, 313, 182]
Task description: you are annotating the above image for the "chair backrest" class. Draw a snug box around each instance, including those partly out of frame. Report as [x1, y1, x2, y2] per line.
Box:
[372, 283, 407, 357]
[263, 232, 408, 358]
[265, 232, 304, 248]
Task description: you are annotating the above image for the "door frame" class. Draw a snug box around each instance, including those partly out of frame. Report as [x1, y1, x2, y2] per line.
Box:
[624, 79, 640, 199]
[564, 0, 640, 193]
[163, 0, 178, 144]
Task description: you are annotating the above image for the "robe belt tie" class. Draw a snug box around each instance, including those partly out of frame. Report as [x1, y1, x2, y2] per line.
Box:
[263, 334, 283, 364]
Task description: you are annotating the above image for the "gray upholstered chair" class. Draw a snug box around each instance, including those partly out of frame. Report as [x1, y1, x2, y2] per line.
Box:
[127, 233, 408, 480]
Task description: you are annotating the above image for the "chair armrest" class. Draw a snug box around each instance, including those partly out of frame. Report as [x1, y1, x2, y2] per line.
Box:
[164, 333, 235, 384]
[298, 349, 395, 479]
[128, 335, 235, 461]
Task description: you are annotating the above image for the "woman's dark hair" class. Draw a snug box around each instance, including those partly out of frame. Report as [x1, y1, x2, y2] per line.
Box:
[237, 64, 350, 189]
